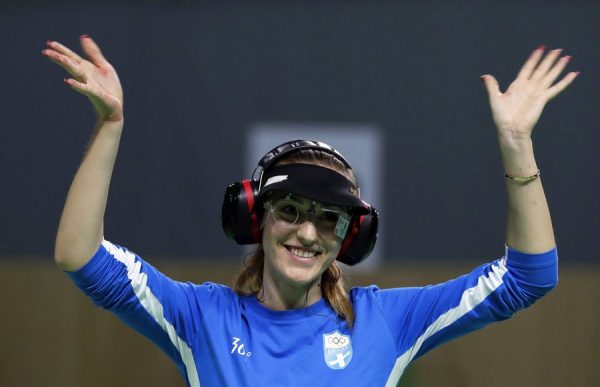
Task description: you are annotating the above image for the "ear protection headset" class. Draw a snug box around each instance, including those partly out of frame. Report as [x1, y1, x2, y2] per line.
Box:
[221, 139, 378, 266]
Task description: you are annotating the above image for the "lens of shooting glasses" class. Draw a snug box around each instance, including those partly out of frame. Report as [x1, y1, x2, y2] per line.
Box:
[272, 200, 301, 224]
[271, 198, 345, 235]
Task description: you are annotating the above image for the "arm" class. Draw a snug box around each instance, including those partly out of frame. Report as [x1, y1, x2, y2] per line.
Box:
[44, 36, 124, 271]
[481, 47, 578, 253]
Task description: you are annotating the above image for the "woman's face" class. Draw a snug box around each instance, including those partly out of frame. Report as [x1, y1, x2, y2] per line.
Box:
[261, 193, 349, 290]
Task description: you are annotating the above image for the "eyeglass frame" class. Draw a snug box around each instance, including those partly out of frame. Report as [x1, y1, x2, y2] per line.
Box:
[263, 193, 352, 240]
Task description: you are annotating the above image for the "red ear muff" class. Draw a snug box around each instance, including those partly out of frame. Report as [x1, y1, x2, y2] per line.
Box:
[336, 207, 379, 266]
[221, 179, 261, 244]
[241, 180, 261, 243]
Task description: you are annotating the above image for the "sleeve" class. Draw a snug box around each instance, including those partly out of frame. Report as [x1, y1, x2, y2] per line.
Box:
[372, 246, 558, 366]
[66, 240, 223, 385]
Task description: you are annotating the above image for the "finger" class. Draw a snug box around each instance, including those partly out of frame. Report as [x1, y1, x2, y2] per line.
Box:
[65, 78, 97, 98]
[531, 48, 563, 81]
[46, 40, 84, 64]
[516, 46, 545, 81]
[546, 71, 579, 100]
[80, 35, 110, 67]
[43, 49, 87, 81]
[541, 55, 572, 88]
[481, 74, 501, 103]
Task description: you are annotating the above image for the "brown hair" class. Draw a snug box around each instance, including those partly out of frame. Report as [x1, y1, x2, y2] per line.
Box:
[233, 148, 358, 329]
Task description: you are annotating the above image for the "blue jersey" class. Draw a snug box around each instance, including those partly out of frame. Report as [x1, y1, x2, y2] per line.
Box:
[68, 241, 557, 386]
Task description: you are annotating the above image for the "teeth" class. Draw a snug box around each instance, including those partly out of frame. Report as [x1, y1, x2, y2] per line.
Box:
[289, 247, 317, 258]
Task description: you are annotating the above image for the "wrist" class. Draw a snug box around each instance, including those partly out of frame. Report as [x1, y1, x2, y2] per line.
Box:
[96, 117, 124, 129]
[505, 169, 540, 184]
[498, 135, 538, 177]
[93, 101, 124, 126]
[497, 132, 532, 150]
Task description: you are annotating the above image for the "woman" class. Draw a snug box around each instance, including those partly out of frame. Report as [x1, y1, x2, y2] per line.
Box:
[45, 36, 577, 386]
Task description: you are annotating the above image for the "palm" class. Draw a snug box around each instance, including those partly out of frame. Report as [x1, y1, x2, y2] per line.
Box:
[490, 83, 546, 136]
[83, 60, 122, 120]
[482, 47, 578, 139]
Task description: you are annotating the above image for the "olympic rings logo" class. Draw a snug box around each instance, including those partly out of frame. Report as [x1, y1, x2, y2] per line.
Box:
[327, 336, 347, 345]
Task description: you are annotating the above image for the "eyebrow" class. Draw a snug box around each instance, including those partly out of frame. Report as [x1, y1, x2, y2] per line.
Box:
[285, 193, 304, 203]
[286, 194, 317, 207]
[286, 193, 345, 212]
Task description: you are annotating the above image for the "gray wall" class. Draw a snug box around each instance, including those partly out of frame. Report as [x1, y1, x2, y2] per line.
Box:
[1, 0, 598, 263]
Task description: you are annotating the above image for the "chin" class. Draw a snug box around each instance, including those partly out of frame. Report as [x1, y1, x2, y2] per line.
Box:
[281, 266, 322, 286]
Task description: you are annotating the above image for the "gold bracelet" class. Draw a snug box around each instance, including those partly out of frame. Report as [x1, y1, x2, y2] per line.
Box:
[504, 169, 540, 184]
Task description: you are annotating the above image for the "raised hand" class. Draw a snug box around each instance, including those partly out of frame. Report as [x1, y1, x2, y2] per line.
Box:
[481, 47, 578, 141]
[43, 35, 124, 123]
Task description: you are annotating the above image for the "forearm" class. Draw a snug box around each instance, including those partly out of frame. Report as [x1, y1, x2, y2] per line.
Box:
[499, 135, 555, 253]
[55, 119, 123, 271]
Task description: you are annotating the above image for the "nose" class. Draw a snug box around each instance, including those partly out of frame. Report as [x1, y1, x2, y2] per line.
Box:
[296, 220, 318, 245]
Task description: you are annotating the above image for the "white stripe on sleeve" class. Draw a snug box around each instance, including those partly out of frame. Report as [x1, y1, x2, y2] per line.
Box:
[385, 258, 509, 387]
[103, 240, 201, 387]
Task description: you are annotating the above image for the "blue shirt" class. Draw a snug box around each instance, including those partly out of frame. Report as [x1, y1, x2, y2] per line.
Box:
[68, 241, 557, 386]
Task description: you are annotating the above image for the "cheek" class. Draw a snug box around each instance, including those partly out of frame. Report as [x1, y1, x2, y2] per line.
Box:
[325, 238, 343, 259]
[261, 224, 276, 253]
[261, 220, 286, 255]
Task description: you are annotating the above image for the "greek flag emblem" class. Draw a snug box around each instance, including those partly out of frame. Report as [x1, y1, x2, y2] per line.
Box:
[323, 330, 353, 370]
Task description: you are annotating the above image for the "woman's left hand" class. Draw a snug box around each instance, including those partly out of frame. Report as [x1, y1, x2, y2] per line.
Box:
[481, 47, 578, 142]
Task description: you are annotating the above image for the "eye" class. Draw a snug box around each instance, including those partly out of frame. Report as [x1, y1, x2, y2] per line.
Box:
[274, 202, 300, 223]
[318, 211, 340, 224]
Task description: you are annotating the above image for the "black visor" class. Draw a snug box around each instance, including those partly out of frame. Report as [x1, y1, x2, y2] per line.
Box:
[258, 163, 369, 214]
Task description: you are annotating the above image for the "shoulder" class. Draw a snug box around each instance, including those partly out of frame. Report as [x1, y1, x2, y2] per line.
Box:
[184, 281, 239, 301]
[350, 285, 414, 299]
[349, 285, 413, 307]
[193, 281, 237, 297]
[349, 285, 380, 299]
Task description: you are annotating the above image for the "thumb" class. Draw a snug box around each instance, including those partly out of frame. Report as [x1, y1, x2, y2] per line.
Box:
[480, 74, 501, 101]
[80, 35, 109, 67]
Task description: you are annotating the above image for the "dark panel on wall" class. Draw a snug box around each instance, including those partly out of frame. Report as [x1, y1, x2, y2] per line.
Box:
[1, 1, 598, 262]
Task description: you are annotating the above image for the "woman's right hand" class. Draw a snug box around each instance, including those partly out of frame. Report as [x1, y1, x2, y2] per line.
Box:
[43, 35, 124, 123]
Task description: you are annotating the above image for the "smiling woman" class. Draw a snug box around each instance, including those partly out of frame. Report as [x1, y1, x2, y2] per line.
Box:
[227, 142, 378, 323]
[48, 36, 575, 386]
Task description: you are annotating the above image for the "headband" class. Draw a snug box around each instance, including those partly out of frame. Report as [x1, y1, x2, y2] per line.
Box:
[258, 163, 369, 214]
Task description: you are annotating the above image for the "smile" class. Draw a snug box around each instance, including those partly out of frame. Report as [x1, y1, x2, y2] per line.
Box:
[286, 246, 321, 259]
